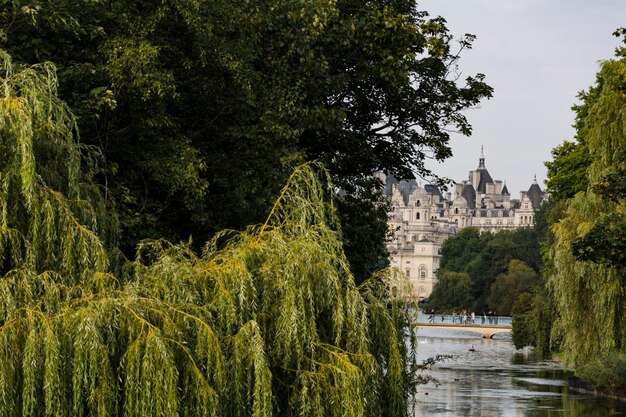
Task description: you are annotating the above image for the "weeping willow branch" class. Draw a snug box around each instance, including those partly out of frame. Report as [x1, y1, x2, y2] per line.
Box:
[0, 49, 417, 417]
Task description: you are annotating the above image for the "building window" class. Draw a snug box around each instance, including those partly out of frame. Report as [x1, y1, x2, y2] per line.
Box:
[405, 269, 410, 277]
[455, 208, 459, 214]
[416, 200, 421, 207]
[419, 265, 427, 280]
[416, 212, 420, 220]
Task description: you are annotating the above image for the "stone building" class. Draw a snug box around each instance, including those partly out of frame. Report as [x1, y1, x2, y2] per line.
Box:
[383, 150, 547, 300]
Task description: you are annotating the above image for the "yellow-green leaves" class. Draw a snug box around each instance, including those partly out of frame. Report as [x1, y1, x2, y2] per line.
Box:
[546, 52, 626, 367]
[0, 84, 415, 417]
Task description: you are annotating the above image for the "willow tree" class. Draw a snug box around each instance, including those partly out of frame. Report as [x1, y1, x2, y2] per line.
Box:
[546, 43, 626, 368]
[0, 51, 417, 416]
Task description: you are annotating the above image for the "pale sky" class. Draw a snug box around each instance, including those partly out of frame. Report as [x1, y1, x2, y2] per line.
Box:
[419, 0, 625, 197]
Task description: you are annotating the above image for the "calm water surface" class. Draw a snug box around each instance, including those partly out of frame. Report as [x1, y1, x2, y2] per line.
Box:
[412, 327, 626, 417]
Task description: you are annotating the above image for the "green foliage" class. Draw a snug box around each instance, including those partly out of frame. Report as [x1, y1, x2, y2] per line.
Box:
[544, 140, 591, 201]
[0, 79, 417, 417]
[0, 50, 114, 279]
[425, 271, 472, 311]
[439, 227, 483, 272]
[546, 44, 626, 369]
[576, 352, 626, 392]
[487, 259, 541, 316]
[511, 292, 554, 355]
[571, 212, 626, 266]
[437, 227, 542, 311]
[336, 178, 391, 285]
[0, 0, 492, 270]
[511, 292, 533, 350]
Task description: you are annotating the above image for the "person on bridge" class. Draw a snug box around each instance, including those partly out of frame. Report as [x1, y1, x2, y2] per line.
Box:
[428, 309, 435, 323]
[440, 310, 445, 322]
[471, 311, 476, 324]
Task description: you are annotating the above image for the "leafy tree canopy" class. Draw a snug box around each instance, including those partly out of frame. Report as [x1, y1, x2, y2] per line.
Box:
[436, 227, 542, 311]
[546, 32, 626, 367]
[0, 0, 492, 270]
[425, 271, 472, 312]
[487, 259, 540, 316]
[0, 53, 418, 417]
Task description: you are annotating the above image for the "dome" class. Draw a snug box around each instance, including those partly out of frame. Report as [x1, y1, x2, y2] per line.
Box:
[452, 196, 468, 208]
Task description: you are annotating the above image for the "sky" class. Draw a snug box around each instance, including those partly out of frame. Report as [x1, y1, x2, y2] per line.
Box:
[419, 0, 626, 197]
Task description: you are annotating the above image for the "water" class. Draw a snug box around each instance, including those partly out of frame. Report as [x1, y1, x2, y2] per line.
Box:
[412, 327, 626, 417]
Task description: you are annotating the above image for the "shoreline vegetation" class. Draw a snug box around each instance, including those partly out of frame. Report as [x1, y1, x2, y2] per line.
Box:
[567, 377, 626, 404]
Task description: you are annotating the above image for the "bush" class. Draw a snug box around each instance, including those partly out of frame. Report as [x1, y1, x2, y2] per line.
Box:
[576, 352, 626, 392]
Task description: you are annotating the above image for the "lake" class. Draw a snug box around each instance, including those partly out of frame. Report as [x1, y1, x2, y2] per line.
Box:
[412, 327, 625, 416]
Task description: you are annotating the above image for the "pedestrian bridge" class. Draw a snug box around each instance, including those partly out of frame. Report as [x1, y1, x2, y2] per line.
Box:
[418, 322, 512, 339]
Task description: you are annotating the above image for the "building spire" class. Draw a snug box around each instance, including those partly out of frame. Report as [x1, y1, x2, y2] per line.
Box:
[478, 145, 485, 168]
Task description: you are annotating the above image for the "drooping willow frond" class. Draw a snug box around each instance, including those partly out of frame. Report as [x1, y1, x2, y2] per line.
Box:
[547, 55, 626, 366]
[0, 50, 416, 417]
[0, 50, 115, 282]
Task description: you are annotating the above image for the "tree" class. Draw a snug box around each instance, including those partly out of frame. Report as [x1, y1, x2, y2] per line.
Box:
[426, 271, 473, 311]
[336, 178, 392, 285]
[487, 259, 540, 316]
[0, 0, 492, 279]
[0, 56, 417, 414]
[0, 50, 114, 279]
[544, 140, 591, 202]
[437, 227, 542, 311]
[439, 227, 485, 273]
[546, 34, 626, 368]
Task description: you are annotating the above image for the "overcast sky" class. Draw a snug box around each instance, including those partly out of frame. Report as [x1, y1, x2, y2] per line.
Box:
[419, 0, 625, 197]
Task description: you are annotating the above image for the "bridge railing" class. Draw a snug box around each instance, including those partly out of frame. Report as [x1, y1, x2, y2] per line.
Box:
[414, 311, 511, 327]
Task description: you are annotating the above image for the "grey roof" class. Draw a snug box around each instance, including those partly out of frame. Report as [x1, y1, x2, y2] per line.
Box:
[527, 181, 544, 209]
[501, 183, 510, 195]
[461, 184, 476, 209]
[383, 174, 440, 206]
[476, 168, 493, 194]
[424, 184, 442, 198]
[383, 175, 417, 205]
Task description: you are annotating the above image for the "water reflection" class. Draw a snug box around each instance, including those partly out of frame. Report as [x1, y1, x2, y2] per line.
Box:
[412, 327, 625, 417]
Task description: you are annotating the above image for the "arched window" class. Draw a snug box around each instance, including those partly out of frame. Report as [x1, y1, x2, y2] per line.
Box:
[416, 212, 420, 220]
[419, 265, 427, 280]
[415, 200, 421, 207]
[418, 287, 426, 297]
[455, 207, 459, 214]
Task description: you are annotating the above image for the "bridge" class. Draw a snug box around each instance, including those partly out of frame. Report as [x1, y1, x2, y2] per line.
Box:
[418, 322, 512, 339]
[413, 313, 512, 339]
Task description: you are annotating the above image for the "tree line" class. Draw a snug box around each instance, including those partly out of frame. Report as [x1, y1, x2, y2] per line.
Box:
[514, 30, 626, 394]
[424, 226, 543, 317]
